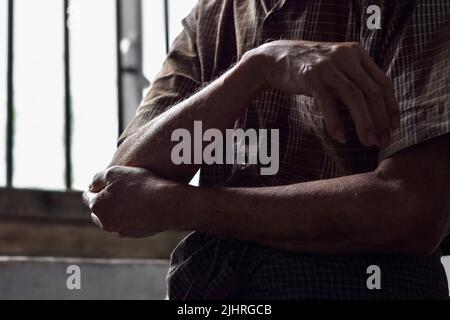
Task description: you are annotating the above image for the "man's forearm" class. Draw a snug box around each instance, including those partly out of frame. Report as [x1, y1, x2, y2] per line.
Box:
[185, 168, 444, 256]
[110, 53, 265, 182]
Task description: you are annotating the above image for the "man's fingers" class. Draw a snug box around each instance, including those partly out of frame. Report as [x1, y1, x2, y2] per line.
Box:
[83, 191, 103, 229]
[324, 71, 377, 147]
[82, 190, 95, 208]
[89, 170, 107, 193]
[339, 63, 392, 147]
[91, 213, 103, 229]
[313, 87, 346, 143]
[361, 51, 400, 129]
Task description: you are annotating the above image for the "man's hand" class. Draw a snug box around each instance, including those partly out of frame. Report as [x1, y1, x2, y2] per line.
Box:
[82, 166, 182, 238]
[248, 40, 401, 147]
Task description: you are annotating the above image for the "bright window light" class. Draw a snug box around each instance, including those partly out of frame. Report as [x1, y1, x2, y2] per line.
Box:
[168, 0, 198, 44]
[142, 0, 198, 84]
[70, 0, 118, 191]
[13, 0, 65, 190]
[142, 0, 166, 83]
[0, 0, 7, 186]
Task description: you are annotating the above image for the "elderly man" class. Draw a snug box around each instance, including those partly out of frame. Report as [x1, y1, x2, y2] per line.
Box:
[84, 0, 450, 299]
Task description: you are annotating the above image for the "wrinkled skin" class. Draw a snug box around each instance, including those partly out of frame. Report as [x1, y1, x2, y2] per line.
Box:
[83, 166, 178, 238]
[251, 40, 400, 147]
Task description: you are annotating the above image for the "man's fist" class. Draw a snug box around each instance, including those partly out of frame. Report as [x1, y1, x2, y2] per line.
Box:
[83, 166, 180, 238]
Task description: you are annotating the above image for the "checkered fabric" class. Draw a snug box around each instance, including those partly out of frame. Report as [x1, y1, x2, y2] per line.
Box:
[119, 0, 450, 299]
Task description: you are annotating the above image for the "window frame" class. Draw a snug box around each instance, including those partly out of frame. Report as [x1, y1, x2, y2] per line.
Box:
[1, 0, 449, 257]
[0, 0, 148, 221]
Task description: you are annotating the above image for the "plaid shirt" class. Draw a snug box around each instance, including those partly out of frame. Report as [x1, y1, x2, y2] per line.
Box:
[120, 0, 450, 299]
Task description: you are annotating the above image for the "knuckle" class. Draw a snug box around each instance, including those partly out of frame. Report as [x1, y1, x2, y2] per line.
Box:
[332, 43, 361, 58]
[105, 166, 119, 180]
[366, 85, 382, 97]
[92, 171, 103, 183]
[309, 58, 333, 74]
[348, 41, 362, 50]
[302, 64, 320, 81]
[319, 57, 334, 67]
[348, 42, 362, 51]
[333, 45, 352, 58]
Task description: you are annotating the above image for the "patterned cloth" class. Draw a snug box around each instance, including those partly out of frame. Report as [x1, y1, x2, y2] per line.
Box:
[119, 0, 450, 299]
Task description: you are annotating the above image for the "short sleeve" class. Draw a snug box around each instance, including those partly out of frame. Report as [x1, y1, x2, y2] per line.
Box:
[117, 2, 202, 146]
[379, 2, 450, 161]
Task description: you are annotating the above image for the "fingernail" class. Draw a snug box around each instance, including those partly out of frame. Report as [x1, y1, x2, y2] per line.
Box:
[366, 132, 378, 146]
[335, 129, 346, 144]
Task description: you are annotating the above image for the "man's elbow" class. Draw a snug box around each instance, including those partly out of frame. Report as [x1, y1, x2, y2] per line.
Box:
[400, 228, 446, 257]
[390, 193, 449, 257]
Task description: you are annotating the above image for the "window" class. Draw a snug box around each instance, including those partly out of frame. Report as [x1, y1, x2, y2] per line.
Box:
[168, 0, 198, 44]
[14, 0, 65, 190]
[142, 0, 198, 83]
[0, 0, 200, 209]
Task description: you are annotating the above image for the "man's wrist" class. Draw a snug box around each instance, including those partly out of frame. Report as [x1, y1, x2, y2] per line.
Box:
[237, 49, 271, 95]
[164, 182, 209, 232]
[171, 183, 218, 233]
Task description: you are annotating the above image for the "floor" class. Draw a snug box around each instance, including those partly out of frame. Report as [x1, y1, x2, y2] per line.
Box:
[0, 256, 449, 299]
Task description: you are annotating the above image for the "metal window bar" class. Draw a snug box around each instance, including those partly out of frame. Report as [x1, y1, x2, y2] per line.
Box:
[5, 0, 76, 190]
[116, 0, 146, 133]
[64, 0, 73, 190]
[4, 0, 147, 189]
[6, 0, 14, 188]
[164, 0, 170, 54]
[116, 0, 125, 135]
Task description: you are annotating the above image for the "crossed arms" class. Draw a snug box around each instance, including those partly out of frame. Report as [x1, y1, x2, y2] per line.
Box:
[83, 41, 450, 256]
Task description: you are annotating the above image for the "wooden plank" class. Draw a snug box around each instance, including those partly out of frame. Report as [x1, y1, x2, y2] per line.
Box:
[0, 187, 89, 220]
[0, 220, 186, 259]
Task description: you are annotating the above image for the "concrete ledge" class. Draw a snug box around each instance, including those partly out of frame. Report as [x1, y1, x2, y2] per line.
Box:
[0, 256, 169, 300]
[1, 256, 448, 299]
